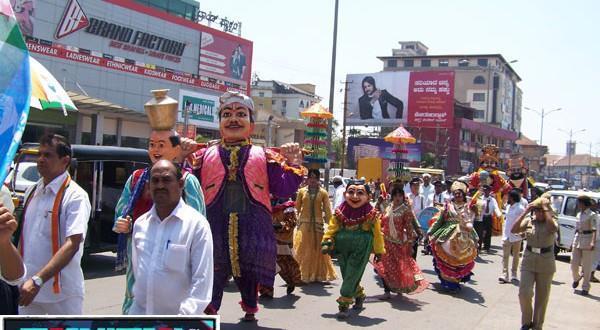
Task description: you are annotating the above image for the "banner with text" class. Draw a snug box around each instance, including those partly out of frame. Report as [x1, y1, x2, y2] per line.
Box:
[345, 71, 454, 128]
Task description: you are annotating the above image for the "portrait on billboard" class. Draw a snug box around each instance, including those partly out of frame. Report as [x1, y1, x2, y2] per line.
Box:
[230, 44, 247, 80]
[10, 0, 34, 36]
[346, 71, 410, 127]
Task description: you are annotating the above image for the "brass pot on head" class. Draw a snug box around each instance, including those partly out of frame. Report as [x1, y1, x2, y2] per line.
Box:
[144, 89, 178, 130]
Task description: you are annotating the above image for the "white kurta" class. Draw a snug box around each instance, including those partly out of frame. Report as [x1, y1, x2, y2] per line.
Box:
[21, 171, 90, 303]
[503, 202, 525, 243]
[130, 199, 213, 315]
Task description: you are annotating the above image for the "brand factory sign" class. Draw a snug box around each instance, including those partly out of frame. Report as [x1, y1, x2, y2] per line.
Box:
[85, 17, 186, 62]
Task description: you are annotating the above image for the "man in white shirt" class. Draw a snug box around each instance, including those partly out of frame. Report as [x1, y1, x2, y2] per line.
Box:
[432, 180, 450, 206]
[408, 178, 427, 217]
[421, 173, 435, 204]
[1, 203, 25, 314]
[480, 185, 501, 253]
[129, 160, 213, 315]
[19, 134, 91, 315]
[332, 176, 345, 210]
[499, 189, 525, 283]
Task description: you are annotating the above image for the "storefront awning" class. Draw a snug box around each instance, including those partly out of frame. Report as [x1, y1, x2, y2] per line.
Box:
[67, 91, 147, 120]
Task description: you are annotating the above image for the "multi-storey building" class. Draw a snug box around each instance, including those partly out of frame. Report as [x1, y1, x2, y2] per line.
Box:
[378, 41, 522, 132]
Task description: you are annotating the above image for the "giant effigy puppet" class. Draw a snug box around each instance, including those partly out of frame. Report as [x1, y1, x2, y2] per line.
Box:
[468, 144, 511, 235]
[113, 89, 206, 314]
[180, 91, 306, 322]
[507, 153, 535, 201]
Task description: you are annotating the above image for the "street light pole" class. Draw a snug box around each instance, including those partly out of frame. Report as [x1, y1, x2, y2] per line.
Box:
[524, 107, 561, 145]
[324, 0, 339, 186]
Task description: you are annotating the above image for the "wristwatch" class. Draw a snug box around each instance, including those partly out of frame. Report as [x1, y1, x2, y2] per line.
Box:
[31, 275, 44, 288]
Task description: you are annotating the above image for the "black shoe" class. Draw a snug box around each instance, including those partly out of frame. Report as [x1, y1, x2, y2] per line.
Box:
[336, 307, 349, 319]
[581, 290, 589, 296]
[520, 324, 532, 330]
[572, 279, 580, 289]
[242, 313, 256, 322]
[286, 285, 295, 295]
[353, 296, 365, 310]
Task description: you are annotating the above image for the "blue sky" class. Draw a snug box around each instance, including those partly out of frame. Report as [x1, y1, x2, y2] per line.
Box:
[200, 0, 600, 156]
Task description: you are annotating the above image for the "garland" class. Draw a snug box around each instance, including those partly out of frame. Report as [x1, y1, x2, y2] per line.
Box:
[228, 212, 241, 277]
[335, 207, 379, 227]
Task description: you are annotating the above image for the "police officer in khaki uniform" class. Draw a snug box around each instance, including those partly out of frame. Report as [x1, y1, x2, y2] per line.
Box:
[571, 195, 597, 296]
[512, 195, 558, 330]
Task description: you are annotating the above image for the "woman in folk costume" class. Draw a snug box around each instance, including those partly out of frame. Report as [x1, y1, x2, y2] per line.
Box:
[375, 186, 428, 299]
[428, 181, 479, 292]
[294, 169, 337, 283]
[259, 198, 303, 297]
[113, 90, 205, 315]
[321, 180, 385, 319]
[180, 91, 305, 322]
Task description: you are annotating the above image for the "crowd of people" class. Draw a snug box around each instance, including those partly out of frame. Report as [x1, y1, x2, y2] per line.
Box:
[0, 91, 598, 330]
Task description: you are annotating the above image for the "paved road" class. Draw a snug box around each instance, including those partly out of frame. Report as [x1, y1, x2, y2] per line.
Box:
[82, 237, 599, 330]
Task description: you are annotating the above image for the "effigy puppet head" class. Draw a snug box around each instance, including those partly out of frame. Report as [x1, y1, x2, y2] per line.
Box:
[218, 91, 255, 143]
[479, 144, 500, 172]
[345, 179, 371, 209]
[148, 129, 181, 164]
[507, 154, 528, 181]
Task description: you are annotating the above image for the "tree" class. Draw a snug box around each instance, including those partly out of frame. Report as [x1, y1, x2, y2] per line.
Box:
[332, 136, 344, 168]
[420, 152, 436, 168]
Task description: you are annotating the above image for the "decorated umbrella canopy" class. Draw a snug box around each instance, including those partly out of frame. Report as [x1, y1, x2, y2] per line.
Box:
[29, 56, 77, 114]
[384, 125, 416, 180]
[0, 0, 31, 182]
[300, 103, 332, 167]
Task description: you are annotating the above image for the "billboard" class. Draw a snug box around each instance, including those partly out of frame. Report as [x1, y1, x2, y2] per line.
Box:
[346, 137, 421, 169]
[345, 71, 454, 128]
[18, 0, 253, 94]
[178, 90, 220, 129]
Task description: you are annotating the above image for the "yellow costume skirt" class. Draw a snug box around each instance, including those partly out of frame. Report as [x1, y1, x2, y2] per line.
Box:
[294, 224, 337, 283]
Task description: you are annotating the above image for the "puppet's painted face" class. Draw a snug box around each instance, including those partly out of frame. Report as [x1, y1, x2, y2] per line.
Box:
[508, 167, 527, 180]
[480, 158, 498, 172]
[148, 130, 181, 164]
[219, 102, 254, 143]
[345, 184, 370, 208]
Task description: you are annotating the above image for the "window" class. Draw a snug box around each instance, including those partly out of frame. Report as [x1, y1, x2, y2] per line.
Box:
[439, 59, 449, 67]
[404, 59, 414, 67]
[551, 195, 564, 213]
[299, 100, 304, 108]
[473, 76, 486, 84]
[477, 58, 488, 67]
[282, 100, 287, 107]
[272, 100, 276, 105]
[475, 110, 485, 119]
[564, 197, 578, 217]
[406, 45, 415, 49]
[258, 92, 265, 97]
[421, 59, 431, 67]
[388, 59, 397, 68]
[473, 93, 486, 102]
[458, 59, 469, 67]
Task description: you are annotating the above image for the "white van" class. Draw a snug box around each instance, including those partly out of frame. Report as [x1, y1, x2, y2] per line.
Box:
[549, 190, 600, 255]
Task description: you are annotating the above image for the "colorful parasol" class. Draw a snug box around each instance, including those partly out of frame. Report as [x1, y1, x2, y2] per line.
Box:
[0, 0, 31, 183]
[301, 103, 331, 166]
[300, 103, 333, 119]
[29, 56, 77, 114]
[384, 125, 415, 180]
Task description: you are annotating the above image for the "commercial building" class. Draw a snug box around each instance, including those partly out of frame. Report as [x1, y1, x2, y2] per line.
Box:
[378, 41, 522, 132]
[545, 154, 600, 189]
[18, 0, 253, 147]
[404, 101, 518, 175]
[250, 79, 320, 146]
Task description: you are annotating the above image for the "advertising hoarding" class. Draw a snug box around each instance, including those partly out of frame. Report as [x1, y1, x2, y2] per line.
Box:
[16, 0, 253, 94]
[345, 71, 454, 128]
[178, 90, 220, 129]
[346, 137, 421, 169]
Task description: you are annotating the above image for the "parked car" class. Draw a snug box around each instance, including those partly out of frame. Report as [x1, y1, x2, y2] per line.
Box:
[10, 144, 150, 255]
[549, 190, 600, 255]
[546, 178, 569, 190]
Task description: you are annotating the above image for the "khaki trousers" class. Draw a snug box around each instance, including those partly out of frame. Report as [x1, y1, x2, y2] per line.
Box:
[502, 240, 521, 278]
[519, 270, 553, 330]
[571, 247, 594, 291]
